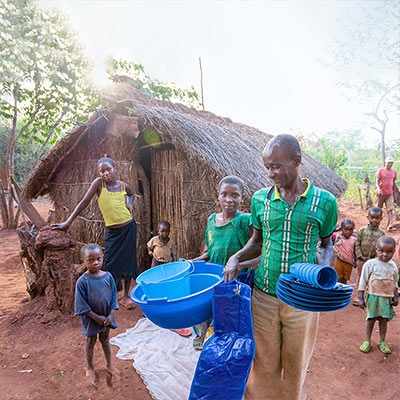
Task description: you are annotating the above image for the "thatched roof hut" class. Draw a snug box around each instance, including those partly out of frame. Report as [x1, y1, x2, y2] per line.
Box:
[23, 83, 347, 269]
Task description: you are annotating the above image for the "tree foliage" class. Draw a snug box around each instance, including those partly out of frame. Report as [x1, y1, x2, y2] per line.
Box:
[0, 0, 98, 227]
[105, 57, 201, 108]
[0, 0, 98, 173]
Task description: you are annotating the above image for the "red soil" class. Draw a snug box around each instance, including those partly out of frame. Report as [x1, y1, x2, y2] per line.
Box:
[0, 199, 399, 400]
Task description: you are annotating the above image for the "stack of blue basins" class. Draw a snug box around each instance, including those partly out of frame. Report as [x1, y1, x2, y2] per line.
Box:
[131, 260, 224, 329]
[276, 263, 353, 312]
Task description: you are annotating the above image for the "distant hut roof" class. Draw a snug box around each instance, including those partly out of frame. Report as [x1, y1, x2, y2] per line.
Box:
[23, 83, 347, 199]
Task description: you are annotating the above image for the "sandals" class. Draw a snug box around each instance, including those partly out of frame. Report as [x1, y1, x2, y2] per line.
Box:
[360, 341, 392, 354]
[193, 337, 204, 351]
[359, 341, 371, 353]
[378, 342, 391, 354]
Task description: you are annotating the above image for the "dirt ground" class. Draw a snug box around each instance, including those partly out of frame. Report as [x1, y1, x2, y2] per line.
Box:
[0, 198, 399, 400]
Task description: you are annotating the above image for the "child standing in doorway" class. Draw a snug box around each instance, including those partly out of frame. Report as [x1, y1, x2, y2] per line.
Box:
[52, 157, 138, 309]
[75, 243, 120, 386]
[333, 219, 356, 284]
[358, 236, 398, 354]
[147, 221, 174, 268]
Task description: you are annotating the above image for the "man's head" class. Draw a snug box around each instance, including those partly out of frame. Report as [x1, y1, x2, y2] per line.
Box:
[262, 134, 302, 188]
[385, 156, 394, 169]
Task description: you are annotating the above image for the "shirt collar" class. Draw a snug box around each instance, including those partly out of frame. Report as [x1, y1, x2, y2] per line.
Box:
[272, 178, 311, 201]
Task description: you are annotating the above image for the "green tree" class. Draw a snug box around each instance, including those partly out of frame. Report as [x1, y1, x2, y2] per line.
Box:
[303, 135, 348, 177]
[0, 0, 98, 227]
[105, 57, 201, 108]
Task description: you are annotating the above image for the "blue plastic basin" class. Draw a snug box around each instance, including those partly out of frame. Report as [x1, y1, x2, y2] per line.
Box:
[136, 259, 193, 297]
[131, 261, 224, 329]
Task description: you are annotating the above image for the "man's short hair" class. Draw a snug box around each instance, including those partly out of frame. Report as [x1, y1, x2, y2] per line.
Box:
[81, 243, 102, 258]
[264, 134, 302, 159]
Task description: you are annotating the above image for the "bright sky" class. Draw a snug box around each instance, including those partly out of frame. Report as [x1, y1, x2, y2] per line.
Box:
[45, 0, 399, 146]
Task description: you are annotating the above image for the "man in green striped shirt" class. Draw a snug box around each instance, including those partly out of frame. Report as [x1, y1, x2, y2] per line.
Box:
[224, 134, 338, 400]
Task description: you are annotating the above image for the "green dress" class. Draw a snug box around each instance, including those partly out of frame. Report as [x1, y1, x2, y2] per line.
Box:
[205, 212, 252, 266]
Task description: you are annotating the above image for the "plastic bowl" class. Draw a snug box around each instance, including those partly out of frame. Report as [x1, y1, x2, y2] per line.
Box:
[136, 259, 193, 285]
[130, 261, 224, 329]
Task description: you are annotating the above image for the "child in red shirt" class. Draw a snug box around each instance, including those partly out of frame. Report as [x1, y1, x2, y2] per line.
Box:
[333, 219, 356, 284]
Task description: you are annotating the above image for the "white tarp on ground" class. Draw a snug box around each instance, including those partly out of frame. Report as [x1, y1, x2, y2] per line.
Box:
[110, 318, 200, 400]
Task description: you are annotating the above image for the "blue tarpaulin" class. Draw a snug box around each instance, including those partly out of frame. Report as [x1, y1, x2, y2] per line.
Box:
[189, 280, 255, 400]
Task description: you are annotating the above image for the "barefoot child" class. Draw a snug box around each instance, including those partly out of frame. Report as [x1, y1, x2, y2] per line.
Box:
[358, 236, 398, 354]
[75, 243, 120, 385]
[147, 221, 174, 268]
[52, 157, 138, 309]
[333, 219, 356, 284]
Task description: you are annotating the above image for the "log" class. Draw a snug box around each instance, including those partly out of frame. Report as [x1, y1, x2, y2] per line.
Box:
[11, 177, 46, 229]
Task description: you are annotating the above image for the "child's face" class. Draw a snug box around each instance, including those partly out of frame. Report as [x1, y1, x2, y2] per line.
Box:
[98, 161, 116, 183]
[376, 242, 395, 263]
[158, 225, 170, 240]
[218, 183, 243, 213]
[341, 223, 354, 238]
[83, 248, 104, 274]
[367, 211, 383, 228]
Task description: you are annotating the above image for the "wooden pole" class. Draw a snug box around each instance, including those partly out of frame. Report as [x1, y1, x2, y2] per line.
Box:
[358, 185, 364, 209]
[199, 56, 205, 111]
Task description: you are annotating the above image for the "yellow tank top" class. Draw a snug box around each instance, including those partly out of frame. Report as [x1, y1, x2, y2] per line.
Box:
[98, 181, 132, 227]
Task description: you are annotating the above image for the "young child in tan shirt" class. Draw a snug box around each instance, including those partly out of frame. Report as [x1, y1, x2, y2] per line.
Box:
[147, 221, 174, 268]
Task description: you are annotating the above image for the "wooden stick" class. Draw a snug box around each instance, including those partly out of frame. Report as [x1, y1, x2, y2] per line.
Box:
[358, 186, 364, 209]
[199, 56, 205, 110]
[11, 183, 29, 230]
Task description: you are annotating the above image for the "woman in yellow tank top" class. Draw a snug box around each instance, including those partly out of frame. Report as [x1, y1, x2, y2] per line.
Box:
[52, 157, 138, 309]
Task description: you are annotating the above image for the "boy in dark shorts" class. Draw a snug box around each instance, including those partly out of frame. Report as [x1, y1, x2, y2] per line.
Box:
[75, 243, 119, 386]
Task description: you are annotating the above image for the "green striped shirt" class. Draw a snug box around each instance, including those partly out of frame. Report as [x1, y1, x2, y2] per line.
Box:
[206, 212, 252, 266]
[251, 179, 338, 296]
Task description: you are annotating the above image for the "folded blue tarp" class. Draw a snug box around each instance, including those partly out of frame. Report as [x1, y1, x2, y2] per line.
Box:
[189, 280, 255, 400]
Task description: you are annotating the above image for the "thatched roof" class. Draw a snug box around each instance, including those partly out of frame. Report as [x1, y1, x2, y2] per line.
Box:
[23, 83, 347, 200]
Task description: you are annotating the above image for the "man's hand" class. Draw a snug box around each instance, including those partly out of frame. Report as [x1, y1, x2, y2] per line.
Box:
[104, 315, 113, 326]
[223, 255, 241, 282]
[358, 299, 365, 310]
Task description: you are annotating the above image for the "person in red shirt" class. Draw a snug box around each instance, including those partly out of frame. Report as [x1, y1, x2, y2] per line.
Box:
[375, 156, 398, 231]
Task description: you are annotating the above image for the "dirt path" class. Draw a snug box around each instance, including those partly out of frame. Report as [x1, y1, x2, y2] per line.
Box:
[0, 199, 399, 399]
